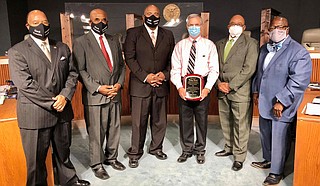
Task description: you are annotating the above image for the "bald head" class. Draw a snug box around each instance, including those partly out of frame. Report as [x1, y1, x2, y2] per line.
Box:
[144, 5, 160, 18]
[26, 10, 49, 28]
[228, 14, 245, 28]
[89, 9, 108, 25]
[271, 16, 289, 27]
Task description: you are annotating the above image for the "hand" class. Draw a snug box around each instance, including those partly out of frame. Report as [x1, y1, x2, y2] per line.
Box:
[178, 87, 186, 100]
[107, 83, 121, 99]
[253, 93, 259, 106]
[200, 88, 210, 101]
[146, 73, 158, 87]
[52, 95, 67, 112]
[218, 82, 230, 94]
[154, 72, 165, 85]
[98, 85, 114, 96]
[273, 102, 284, 118]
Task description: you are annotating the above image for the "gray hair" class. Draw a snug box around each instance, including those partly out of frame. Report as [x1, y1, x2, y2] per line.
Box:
[186, 14, 203, 25]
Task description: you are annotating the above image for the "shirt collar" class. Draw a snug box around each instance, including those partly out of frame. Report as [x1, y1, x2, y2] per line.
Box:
[30, 34, 49, 46]
[144, 23, 158, 35]
[91, 29, 105, 40]
[188, 35, 202, 43]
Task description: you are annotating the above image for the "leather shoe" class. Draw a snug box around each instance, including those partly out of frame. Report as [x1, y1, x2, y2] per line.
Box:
[215, 150, 233, 157]
[104, 160, 126, 171]
[177, 153, 192, 163]
[129, 159, 139, 168]
[232, 161, 243, 171]
[150, 151, 168, 160]
[72, 179, 90, 186]
[196, 154, 205, 164]
[263, 173, 282, 185]
[92, 166, 110, 180]
[251, 160, 271, 169]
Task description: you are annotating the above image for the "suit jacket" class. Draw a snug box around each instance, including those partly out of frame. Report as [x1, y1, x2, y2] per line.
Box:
[8, 37, 78, 129]
[124, 25, 175, 97]
[73, 31, 126, 105]
[252, 36, 312, 122]
[216, 34, 259, 102]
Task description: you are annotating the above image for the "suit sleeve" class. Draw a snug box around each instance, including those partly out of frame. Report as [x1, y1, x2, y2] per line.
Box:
[161, 31, 175, 80]
[59, 45, 79, 100]
[8, 48, 55, 110]
[276, 49, 312, 107]
[228, 39, 259, 91]
[73, 39, 100, 94]
[116, 39, 126, 87]
[124, 29, 149, 82]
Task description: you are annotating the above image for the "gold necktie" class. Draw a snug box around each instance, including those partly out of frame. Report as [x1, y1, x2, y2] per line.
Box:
[41, 42, 51, 62]
[151, 31, 156, 46]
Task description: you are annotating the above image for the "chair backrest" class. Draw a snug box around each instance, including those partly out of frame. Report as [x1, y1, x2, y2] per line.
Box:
[301, 28, 320, 50]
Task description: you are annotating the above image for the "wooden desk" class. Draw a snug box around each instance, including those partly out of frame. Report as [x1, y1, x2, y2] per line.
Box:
[294, 90, 320, 186]
[0, 99, 54, 186]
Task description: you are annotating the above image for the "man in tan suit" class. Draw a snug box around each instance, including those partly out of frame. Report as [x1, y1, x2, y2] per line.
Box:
[214, 15, 258, 171]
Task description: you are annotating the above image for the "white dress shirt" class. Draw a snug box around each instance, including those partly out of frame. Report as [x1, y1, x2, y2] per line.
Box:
[144, 23, 158, 41]
[91, 30, 114, 66]
[30, 35, 50, 53]
[171, 36, 219, 90]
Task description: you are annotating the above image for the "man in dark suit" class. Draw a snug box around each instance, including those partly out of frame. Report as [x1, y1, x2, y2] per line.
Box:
[73, 9, 126, 180]
[8, 10, 89, 186]
[124, 4, 175, 168]
[252, 16, 312, 185]
[215, 15, 259, 171]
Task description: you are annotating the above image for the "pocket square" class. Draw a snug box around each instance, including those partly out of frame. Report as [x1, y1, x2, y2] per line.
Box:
[60, 56, 66, 60]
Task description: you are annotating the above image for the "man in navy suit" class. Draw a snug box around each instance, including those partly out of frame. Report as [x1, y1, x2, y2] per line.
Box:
[251, 16, 312, 185]
[8, 10, 89, 186]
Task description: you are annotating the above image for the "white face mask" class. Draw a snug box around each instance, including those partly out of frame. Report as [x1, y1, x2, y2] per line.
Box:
[269, 28, 287, 43]
[229, 25, 243, 37]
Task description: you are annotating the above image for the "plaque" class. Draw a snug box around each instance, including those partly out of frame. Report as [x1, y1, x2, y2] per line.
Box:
[163, 4, 181, 22]
[183, 74, 204, 101]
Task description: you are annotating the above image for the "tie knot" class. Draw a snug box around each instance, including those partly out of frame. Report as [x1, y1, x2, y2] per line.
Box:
[229, 39, 234, 43]
[99, 35, 103, 40]
[192, 40, 197, 44]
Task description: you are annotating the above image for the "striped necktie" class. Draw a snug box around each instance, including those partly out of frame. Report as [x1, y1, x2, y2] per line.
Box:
[187, 40, 197, 74]
[41, 41, 51, 62]
[151, 31, 156, 46]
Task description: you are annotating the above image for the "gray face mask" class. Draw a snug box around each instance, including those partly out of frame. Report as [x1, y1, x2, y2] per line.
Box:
[269, 29, 287, 43]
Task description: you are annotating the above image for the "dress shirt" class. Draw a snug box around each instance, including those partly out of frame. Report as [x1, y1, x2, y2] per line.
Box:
[30, 35, 50, 53]
[91, 30, 114, 66]
[171, 36, 219, 90]
[144, 23, 158, 42]
[226, 35, 240, 48]
[263, 36, 288, 71]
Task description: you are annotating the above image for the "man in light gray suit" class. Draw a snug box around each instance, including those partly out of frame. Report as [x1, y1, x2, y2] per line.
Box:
[8, 10, 89, 186]
[73, 8, 126, 180]
[251, 16, 312, 185]
[214, 15, 258, 171]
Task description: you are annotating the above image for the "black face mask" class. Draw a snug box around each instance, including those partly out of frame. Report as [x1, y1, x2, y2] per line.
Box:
[29, 24, 50, 40]
[91, 22, 108, 35]
[144, 15, 160, 28]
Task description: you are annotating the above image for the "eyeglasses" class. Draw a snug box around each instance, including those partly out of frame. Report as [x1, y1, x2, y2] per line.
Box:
[269, 26, 288, 31]
[228, 23, 244, 27]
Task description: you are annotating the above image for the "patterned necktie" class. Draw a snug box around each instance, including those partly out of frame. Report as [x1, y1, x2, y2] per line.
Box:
[41, 41, 51, 62]
[224, 39, 234, 62]
[187, 40, 197, 74]
[99, 35, 113, 72]
[151, 31, 156, 46]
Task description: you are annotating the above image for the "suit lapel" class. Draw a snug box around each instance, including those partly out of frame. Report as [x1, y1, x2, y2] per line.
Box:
[87, 32, 111, 72]
[26, 38, 51, 67]
[141, 26, 154, 49]
[155, 28, 164, 49]
[264, 36, 291, 72]
[225, 34, 245, 62]
[106, 34, 116, 73]
[49, 40, 58, 79]
[218, 39, 227, 65]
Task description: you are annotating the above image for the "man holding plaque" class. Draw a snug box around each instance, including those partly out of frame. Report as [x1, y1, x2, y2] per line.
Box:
[214, 15, 259, 171]
[171, 13, 219, 164]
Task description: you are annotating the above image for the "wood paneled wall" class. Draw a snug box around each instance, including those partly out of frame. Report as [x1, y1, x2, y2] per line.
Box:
[310, 58, 320, 83]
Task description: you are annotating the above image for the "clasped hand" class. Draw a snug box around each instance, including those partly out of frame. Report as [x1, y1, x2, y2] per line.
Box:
[146, 72, 165, 87]
[178, 87, 210, 101]
[52, 95, 67, 112]
[98, 83, 121, 99]
[218, 82, 231, 94]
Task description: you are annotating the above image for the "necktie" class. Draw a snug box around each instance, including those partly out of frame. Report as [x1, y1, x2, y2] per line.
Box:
[151, 31, 156, 46]
[41, 42, 51, 62]
[99, 35, 113, 72]
[224, 39, 234, 62]
[187, 40, 197, 74]
[267, 43, 282, 52]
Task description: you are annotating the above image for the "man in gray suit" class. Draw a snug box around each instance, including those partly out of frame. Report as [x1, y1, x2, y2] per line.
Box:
[214, 15, 258, 171]
[73, 9, 126, 180]
[8, 10, 89, 186]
